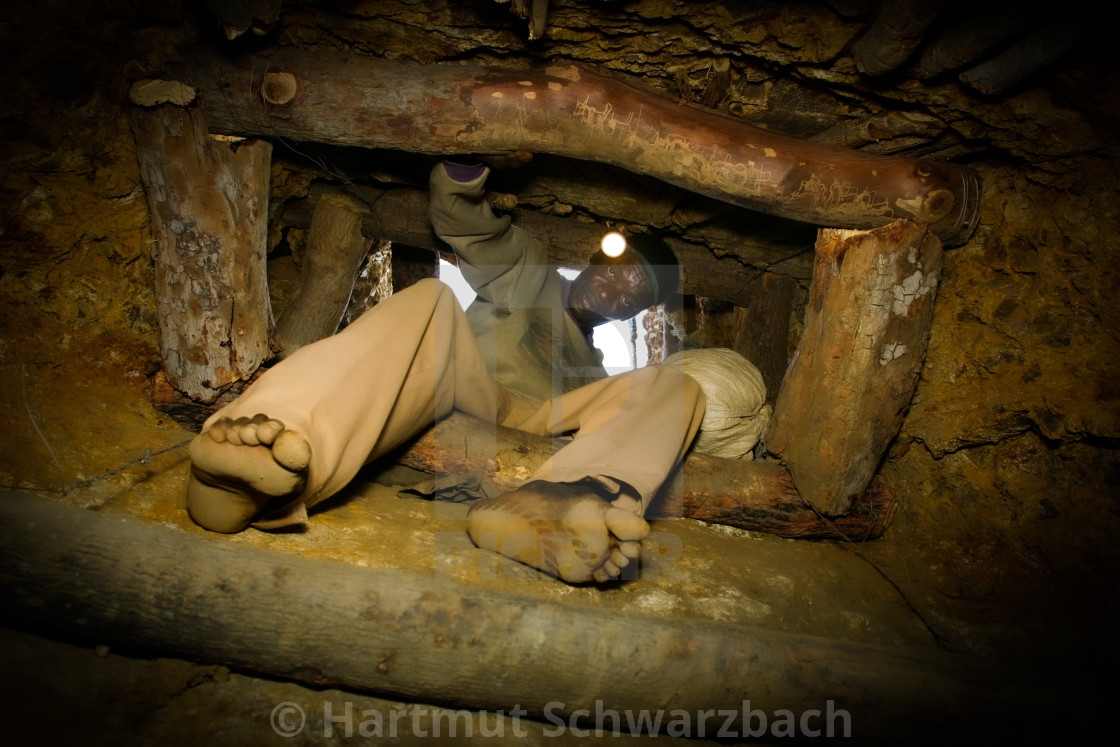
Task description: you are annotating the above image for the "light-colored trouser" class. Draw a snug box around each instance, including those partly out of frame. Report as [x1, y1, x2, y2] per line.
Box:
[190, 278, 705, 529]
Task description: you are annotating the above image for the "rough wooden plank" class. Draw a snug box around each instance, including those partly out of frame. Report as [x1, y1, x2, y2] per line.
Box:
[128, 81, 273, 402]
[656, 456, 898, 541]
[766, 220, 942, 516]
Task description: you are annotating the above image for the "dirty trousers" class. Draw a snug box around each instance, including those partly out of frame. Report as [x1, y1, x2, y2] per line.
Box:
[189, 278, 704, 530]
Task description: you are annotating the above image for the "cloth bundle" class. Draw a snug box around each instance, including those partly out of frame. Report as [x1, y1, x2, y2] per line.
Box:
[663, 348, 772, 460]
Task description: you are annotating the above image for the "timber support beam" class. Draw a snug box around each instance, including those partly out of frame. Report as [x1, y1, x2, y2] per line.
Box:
[177, 47, 980, 245]
[396, 412, 897, 540]
[128, 80, 274, 403]
[767, 219, 942, 516]
[0, 492, 1061, 742]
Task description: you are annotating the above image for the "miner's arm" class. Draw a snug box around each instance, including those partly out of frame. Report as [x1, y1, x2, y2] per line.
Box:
[428, 161, 551, 309]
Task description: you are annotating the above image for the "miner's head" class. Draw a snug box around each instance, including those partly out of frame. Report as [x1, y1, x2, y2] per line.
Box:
[566, 233, 680, 326]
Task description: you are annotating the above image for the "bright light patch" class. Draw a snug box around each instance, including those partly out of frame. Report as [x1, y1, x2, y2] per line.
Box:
[594, 323, 631, 369]
[446, 261, 641, 373]
[601, 231, 627, 258]
[438, 258, 478, 310]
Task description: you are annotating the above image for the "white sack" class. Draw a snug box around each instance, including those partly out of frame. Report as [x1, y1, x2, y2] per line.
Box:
[663, 348, 772, 459]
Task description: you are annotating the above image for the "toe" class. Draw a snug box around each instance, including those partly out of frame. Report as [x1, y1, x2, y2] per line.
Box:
[618, 539, 641, 559]
[272, 429, 311, 471]
[238, 421, 261, 446]
[593, 560, 621, 583]
[207, 418, 231, 443]
[603, 506, 650, 541]
[225, 419, 245, 445]
[256, 418, 285, 445]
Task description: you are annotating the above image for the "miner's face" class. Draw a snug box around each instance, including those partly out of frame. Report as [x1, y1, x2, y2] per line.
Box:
[567, 260, 656, 326]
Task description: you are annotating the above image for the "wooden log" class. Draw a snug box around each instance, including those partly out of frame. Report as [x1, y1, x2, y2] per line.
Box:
[128, 80, 273, 403]
[852, 0, 944, 77]
[280, 188, 437, 254]
[393, 412, 897, 540]
[280, 186, 787, 308]
[642, 303, 676, 363]
[766, 220, 942, 516]
[958, 17, 1088, 97]
[0, 491, 1055, 741]
[275, 191, 372, 357]
[914, 7, 1039, 80]
[662, 457, 898, 542]
[732, 272, 798, 403]
[177, 47, 980, 245]
[812, 110, 944, 152]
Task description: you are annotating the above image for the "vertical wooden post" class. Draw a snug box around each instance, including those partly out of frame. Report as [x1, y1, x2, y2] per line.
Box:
[128, 80, 273, 402]
[766, 219, 942, 516]
[642, 304, 671, 364]
[275, 190, 372, 357]
[732, 272, 798, 403]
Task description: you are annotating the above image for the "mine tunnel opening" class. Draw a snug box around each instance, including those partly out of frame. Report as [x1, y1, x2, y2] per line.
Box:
[262, 145, 812, 400]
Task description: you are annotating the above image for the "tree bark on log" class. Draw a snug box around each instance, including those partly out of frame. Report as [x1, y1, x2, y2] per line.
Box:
[178, 47, 979, 245]
[394, 412, 897, 540]
[275, 190, 372, 357]
[766, 220, 942, 516]
[128, 81, 273, 403]
[0, 492, 1052, 740]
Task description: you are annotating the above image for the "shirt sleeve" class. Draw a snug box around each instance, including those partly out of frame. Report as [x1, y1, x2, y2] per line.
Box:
[428, 161, 551, 309]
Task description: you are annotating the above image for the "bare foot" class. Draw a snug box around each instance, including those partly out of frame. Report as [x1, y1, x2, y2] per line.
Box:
[186, 414, 311, 533]
[466, 480, 649, 583]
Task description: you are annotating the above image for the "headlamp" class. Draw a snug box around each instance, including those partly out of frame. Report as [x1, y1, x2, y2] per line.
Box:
[601, 231, 627, 258]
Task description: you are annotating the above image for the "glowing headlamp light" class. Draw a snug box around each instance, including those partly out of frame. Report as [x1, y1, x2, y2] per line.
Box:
[601, 231, 627, 258]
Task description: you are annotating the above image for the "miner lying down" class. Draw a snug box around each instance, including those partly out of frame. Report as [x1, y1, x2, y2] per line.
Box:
[187, 157, 711, 584]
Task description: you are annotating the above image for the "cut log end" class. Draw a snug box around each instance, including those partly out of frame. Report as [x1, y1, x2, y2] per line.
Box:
[129, 79, 199, 108]
[262, 72, 298, 106]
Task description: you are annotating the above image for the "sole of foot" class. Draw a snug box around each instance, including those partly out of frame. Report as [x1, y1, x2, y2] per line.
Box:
[466, 480, 649, 583]
[186, 414, 311, 533]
